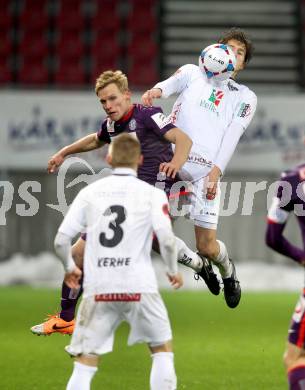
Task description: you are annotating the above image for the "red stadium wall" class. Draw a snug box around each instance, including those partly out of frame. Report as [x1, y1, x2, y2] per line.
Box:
[0, 0, 160, 88]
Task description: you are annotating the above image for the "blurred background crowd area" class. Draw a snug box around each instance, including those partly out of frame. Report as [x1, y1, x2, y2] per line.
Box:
[0, 0, 305, 92]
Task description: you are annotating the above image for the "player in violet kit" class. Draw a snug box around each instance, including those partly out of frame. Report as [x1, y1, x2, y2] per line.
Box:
[266, 163, 305, 390]
[31, 70, 212, 336]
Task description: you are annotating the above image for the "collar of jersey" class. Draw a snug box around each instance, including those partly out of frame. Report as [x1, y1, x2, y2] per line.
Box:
[113, 167, 137, 176]
[116, 105, 135, 124]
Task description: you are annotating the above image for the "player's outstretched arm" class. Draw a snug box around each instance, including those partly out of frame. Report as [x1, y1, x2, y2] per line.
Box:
[160, 128, 192, 178]
[47, 133, 105, 173]
[266, 196, 305, 264]
[141, 88, 162, 106]
[266, 221, 305, 264]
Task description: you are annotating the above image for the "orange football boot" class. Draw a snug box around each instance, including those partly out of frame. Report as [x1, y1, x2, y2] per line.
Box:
[30, 314, 75, 336]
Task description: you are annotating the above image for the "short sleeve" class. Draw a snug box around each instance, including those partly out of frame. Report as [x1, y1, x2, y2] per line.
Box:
[143, 106, 176, 138]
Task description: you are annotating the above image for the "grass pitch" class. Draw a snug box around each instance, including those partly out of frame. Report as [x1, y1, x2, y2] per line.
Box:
[0, 286, 297, 389]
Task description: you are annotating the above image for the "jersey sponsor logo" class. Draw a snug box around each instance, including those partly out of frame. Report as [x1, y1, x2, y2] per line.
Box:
[237, 103, 251, 118]
[208, 89, 224, 107]
[227, 81, 239, 91]
[200, 88, 224, 116]
[199, 99, 220, 116]
[129, 118, 137, 131]
[170, 103, 181, 124]
[95, 293, 141, 302]
[97, 257, 131, 267]
[187, 153, 213, 168]
[151, 112, 172, 129]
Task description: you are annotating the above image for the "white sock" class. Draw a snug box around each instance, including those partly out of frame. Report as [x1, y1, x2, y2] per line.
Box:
[175, 236, 203, 272]
[66, 361, 98, 390]
[214, 240, 232, 279]
[150, 352, 177, 390]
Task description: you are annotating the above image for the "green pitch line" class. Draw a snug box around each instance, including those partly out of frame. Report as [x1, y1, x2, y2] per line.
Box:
[0, 287, 297, 389]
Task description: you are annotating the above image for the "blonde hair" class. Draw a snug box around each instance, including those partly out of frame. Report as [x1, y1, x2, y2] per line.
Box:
[95, 70, 128, 95]
[109, 133, 141, 168]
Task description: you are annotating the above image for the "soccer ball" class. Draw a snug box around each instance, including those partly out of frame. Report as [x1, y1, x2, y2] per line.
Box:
[199, 43, 237, 81]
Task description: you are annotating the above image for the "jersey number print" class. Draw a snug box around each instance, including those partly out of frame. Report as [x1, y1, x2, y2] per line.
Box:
[99, 205, 127, 248]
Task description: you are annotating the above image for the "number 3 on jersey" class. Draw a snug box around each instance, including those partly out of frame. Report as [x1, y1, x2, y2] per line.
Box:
[99, 205, 127, 248]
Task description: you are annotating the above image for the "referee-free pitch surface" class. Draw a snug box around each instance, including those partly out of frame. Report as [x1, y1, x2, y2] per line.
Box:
[0, 287, 295, 389]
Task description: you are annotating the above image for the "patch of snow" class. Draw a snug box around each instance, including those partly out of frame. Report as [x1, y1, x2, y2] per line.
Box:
[0, 252, 303, 291]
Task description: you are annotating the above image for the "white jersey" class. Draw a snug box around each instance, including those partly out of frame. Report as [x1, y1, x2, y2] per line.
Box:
[154, 64, 257, 180]
[58, 168, 174, 297]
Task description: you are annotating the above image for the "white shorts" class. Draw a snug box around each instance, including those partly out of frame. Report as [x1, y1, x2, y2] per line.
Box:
[65, 293, 172, 356]
[189, 177, 221, 229]
[170, 176, 220, 229]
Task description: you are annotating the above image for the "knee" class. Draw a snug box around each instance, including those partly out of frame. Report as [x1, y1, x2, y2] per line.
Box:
[283, 349, 296, 370]
[197, 238, 218, 259]
[72, 240, 85, 268]
[150, 340, 173, 354]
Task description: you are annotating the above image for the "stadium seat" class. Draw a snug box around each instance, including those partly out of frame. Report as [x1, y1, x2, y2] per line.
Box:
[18, 60, 49, 85]
[0, 32, 13, 58]
[55, 11, 86, 33]
[0, 8, 13, 32]
[0, 58, 13, 83]
[54, 60, 86, 86]
[21, 0, 49, 9]
[91, 0, 120, 16]
[127, 36, 158, 61]
[128, 62, 159, 87]
[55, 0, 85, 33]
[19, 32, 49, 61]
[91, 30, 121, 59]
[19, 9, 49, 32]
[90, 57, 121, 84]
[91, 14, 120, 35]
[54, 32, 85, 61]
[126, 11, 157, 34]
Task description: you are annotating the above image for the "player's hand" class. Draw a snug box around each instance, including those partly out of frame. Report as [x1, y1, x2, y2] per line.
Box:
[64, 266, 82, 289]
[141, 88, 162, 106]
[167, 272, 183, 289]
[205, 165, 222, 200]
[47, 153, 65, 173]
[159, 162, 179, 179]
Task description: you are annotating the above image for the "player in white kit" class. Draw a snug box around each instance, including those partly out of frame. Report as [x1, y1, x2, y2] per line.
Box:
[142, 28, 257, 308]
[54, 133, 182, 390]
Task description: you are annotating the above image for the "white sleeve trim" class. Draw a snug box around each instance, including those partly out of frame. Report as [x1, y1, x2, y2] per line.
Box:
[267, 197, 289, 224]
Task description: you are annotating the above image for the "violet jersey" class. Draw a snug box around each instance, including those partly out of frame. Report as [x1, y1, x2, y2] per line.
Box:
[266, 163, 305, 264]
[58, 168, 177, 297]
[154, 64, 257, 180]
[97, 104, 177, 192]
